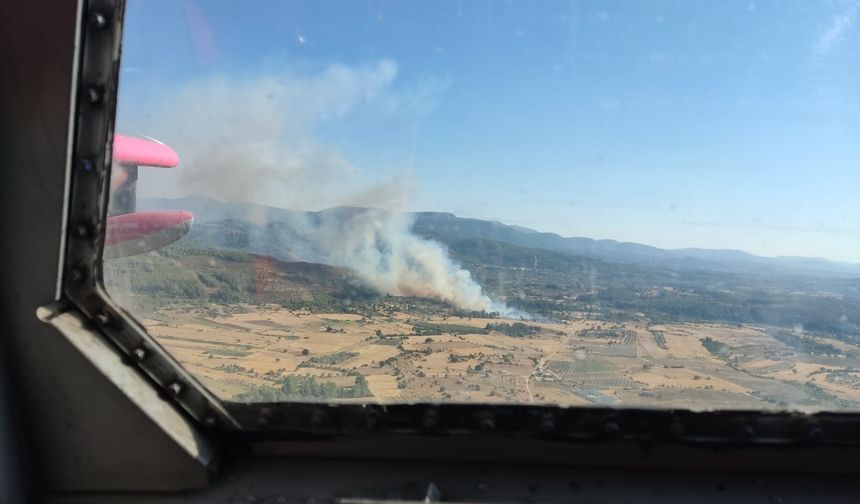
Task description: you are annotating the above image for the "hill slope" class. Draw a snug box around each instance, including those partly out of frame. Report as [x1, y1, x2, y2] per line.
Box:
[104, 197, 860, 339]
[141, 196, 860, 277]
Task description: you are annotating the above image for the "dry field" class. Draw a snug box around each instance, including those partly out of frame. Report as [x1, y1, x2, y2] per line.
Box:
[141, 303, 860, 411]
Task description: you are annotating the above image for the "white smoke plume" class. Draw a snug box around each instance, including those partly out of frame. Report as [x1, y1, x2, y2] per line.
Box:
[129, 60, 402, 209]
[282, 209, 495, 312]
[119, 59, 500, 312]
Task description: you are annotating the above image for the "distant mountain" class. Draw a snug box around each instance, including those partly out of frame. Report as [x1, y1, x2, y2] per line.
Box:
[409, 210, 860, 277]
[139, 196, 860, 278]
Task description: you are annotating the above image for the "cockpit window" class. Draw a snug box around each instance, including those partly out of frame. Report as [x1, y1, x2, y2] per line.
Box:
[103, 0, 860, 411]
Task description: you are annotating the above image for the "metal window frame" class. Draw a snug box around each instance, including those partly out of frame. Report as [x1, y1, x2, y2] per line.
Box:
[63, 0, 238, 432]
[62, 0, 860, 450]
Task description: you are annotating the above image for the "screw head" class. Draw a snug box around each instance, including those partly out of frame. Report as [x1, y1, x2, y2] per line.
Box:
[132, 347, 147, 362]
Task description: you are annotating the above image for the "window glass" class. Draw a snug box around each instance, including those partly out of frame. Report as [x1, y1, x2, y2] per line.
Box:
[105, 0, 860, 410]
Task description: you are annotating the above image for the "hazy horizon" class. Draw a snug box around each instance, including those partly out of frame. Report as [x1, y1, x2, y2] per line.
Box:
[143, 193, 860, 265]
[119, 0, 860, 262]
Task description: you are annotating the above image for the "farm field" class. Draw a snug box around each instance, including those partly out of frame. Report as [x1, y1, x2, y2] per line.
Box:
[103, 205, 860, 412]
[141, 302, 860, 411]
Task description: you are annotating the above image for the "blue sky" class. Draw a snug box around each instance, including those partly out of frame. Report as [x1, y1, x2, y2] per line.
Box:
[117, 0, 860, 262]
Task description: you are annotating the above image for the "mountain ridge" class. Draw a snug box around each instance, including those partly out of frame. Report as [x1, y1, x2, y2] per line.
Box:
[138, 196, 860, 277]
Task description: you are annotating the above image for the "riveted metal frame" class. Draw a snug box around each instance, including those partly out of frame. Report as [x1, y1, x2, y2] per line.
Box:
[60, 0, 860, 453]
[62, 0, 239, 432]
[223, 401, 860, 449]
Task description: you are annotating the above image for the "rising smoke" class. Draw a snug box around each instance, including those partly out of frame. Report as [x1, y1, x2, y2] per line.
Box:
[282, 208, 495, 312]
[121, 59, 502, 312]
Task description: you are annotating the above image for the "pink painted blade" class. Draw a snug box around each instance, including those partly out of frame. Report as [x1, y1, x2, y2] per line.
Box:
[113, 134, 180, 168]
[104, 210, 194, 258]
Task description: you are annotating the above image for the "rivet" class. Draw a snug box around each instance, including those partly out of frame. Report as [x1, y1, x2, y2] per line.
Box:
[540, 414, 556, 434]
[132, 347, 147, 362]
[806, 424, 824, 443]
[734, 423, 755, 442]
[89, 11, 108, 28]
[669, 417, 685, 438]
[479, 416, 495, 432]
[309, 409, 326, 427]
[602, 420, 621, 438]
[74, 223, 90, 238]
[80, 158, 95, 172]
[168, 382, 183, 396]
[94, 311, 110, 326]
[365, 414, 379, 431]
[87, 86, 103, 104]
[68, 267, 84, 282]
[203, 416, 219, 430]
[257, 409, 272, 428]
[422, 409, 438, 430]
